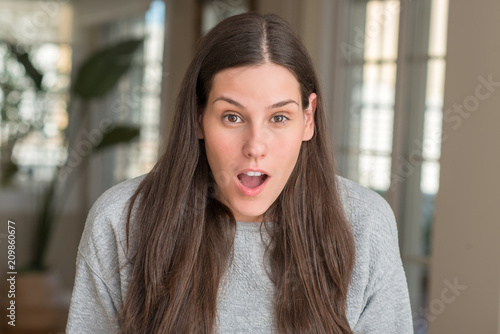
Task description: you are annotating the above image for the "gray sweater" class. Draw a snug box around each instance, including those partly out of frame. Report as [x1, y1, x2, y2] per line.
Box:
[66, 174, 413, 333]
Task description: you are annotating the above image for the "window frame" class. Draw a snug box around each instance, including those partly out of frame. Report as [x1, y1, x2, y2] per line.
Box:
[319, 0, 449, 330]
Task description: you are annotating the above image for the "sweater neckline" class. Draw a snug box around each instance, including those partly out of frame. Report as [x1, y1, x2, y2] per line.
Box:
[236, 220, 263, 232]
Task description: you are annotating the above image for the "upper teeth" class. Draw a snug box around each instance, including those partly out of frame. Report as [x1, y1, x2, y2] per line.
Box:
[244, 171, 264, 176]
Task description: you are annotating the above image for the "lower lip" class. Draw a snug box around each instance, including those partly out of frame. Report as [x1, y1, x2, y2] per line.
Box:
[236, 175, 270, 196]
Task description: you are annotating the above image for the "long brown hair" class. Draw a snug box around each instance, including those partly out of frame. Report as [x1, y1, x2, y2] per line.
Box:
[119, 12, 355, 333]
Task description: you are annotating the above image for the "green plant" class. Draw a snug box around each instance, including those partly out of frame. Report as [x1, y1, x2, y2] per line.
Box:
[0, 38, 144, 271]
[0, 42, 44, 185]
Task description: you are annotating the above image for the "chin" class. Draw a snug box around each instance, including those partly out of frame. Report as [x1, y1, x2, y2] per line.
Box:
[232, 202, 269, 222]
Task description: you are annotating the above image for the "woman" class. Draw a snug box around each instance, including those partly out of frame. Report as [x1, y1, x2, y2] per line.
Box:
[67, 12, 413, 333]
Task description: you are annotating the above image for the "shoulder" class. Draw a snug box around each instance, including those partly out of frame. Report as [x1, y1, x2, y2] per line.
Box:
[335, 175, 398, 243]
[335, 176, 401, 289]
[69, 175, 148, 322]
[336, 176, 404, 313]
[87, 173, 147, 224]
[78, 174, 147, 266]
[335, 175, 399, 264]
[335, 176, 412, 330]
[335, 175, 394, 221]
[83, 173, 147, 237]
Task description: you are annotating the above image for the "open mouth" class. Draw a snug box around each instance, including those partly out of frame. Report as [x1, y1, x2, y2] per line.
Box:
[237, 171, 269, 189]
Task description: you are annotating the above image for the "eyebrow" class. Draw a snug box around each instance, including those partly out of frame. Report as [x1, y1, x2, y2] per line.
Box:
[212, 96, 299, 110]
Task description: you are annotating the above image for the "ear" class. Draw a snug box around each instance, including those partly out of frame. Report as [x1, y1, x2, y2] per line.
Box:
[197, 112, 204, 139]
[302, 93, 317, 141]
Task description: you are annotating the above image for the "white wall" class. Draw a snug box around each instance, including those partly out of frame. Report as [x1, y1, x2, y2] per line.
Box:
[429, 1, 500, 333]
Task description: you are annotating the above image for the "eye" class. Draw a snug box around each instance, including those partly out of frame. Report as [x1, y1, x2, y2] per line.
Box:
[270, 114, 289, 124]
[223, 113, 242, 123]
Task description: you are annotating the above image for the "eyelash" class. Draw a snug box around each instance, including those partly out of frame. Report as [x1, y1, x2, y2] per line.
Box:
[223, 113, 290, 125]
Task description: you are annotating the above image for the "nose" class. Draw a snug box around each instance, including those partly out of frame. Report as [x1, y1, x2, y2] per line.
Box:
[242, 126, 269, 160]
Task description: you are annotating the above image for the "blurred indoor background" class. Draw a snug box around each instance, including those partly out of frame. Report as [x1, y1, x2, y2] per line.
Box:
[0, 0, 498, 333]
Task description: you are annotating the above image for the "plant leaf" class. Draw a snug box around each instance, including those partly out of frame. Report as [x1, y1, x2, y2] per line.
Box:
[7, 43, 43, 91]
[73, 39, 144, 99]
[92, 125, 141, 152]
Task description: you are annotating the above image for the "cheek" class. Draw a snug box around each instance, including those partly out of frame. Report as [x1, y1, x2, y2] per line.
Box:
[272, 136, 303, 168]
[204, 138, 236, 191]
[205, 131, 237, 168]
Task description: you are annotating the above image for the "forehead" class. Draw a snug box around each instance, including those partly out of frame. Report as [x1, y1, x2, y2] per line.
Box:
[209, 63, 301, 103]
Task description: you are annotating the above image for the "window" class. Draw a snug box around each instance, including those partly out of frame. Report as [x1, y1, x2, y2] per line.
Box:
[0, 1, 73, 186]
[199, 0, 254, 36]
[332, 1, 449, 332]
[88, 0, 167, 191]
[338, 1, 400, 194]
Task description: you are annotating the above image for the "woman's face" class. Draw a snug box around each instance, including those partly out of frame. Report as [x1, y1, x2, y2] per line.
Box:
[198, 63, 316, 222]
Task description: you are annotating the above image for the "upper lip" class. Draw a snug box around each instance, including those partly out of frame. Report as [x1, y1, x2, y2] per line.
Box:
[237, 168, 270, 176]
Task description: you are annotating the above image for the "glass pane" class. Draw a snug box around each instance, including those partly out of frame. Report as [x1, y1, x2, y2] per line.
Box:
[423, 60, 445, 162]
[422, 109, 442, 161]
[362, 62, 397, 107]
[428, 0, 450, 57]
[359, 62, 396, 175]
[425, 59, 446, 109]
[359, 106, 394, 154]
[358, 154, 392, 191]
[342, 54, 396, 191]
[421, 162, 438, 257]
[201, 0, 250, 35]
[0, 1, 73, 185]
[364, 1, 400, 61]
[145, 0, 167, 63]
[0, 1, 73, 44]
[108, 0, 165, 182]
[421, 160, 440, 194]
